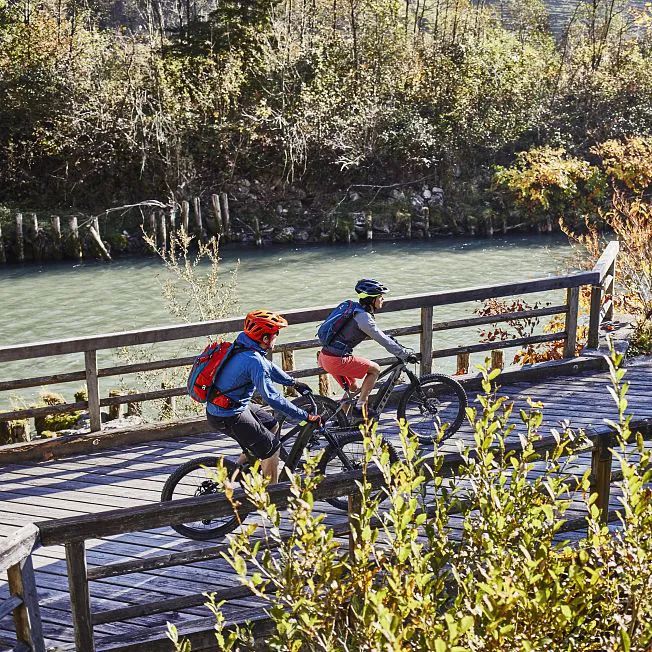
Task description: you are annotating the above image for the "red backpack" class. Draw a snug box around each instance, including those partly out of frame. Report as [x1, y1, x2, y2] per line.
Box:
[187, 341, 245, 408]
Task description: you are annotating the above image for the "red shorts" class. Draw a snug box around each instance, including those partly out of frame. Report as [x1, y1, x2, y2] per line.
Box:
[317, 350, 373, 390]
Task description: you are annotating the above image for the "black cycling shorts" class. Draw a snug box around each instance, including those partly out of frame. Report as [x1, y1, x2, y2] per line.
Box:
[207, 403, 281, 460]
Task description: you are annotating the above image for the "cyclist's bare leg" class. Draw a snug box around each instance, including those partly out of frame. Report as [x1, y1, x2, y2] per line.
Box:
[260, 422, 281, 484]
[261, 448, 280, 484]
[340, 380, 359, 416]
[358, 363, 380, 408]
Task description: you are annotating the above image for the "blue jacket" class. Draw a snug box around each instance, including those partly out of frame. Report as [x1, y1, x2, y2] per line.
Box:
[206, 332, 308, 422]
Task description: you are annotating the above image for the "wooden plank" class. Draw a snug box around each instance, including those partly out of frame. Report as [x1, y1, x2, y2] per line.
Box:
[93, 611, 272, 652]
[605, 258, 616, 321]
[0, 272, 597, 363]
[65, 541, 94, 651]
[7, 556, 45, 652]
[419, 306, 433, 376]
[85, 351, 102, 433]
[97, 356, 195, 379]
[563, 286, 580, 358]
[92, 584, 255, 625]
[0, 370, 86, 393]
[590, 435, 613, 523]
[0, 401, 86, 423]
[0, 525, 40, 573]
[431, 332, 566, 359]
[87, 514, 350, 580]
[586, 285, 602, 349]
[430, 304, 567, 332]
[0, 595, 23, 621]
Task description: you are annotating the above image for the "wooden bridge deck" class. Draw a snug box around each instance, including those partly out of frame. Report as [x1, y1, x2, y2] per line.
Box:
[1, 357, 651, 651]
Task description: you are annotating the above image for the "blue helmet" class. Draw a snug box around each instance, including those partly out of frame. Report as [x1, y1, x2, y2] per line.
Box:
[355, 279, 389, 298]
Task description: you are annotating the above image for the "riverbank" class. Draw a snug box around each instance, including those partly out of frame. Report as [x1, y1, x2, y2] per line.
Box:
[0, 180, 557, 264]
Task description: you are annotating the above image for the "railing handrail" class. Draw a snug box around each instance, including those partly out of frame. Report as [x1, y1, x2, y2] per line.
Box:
[593, 241, 620, 283]
[0, 270, 598, 364]
[34, 415, 650, 547]
[0, 524, 40, 573]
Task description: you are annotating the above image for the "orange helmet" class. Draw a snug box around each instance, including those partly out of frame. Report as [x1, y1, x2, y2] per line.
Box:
[243, 310, 288, 343]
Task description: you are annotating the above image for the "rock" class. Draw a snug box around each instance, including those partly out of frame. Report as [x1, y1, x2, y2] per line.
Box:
[411, 196, 424, 208]
[373, 224, 390, 234]
[0, 420, 30, 444]
[241, 179, 251, 187]
[295, 230, 310, 242]
[276, 204, 284, 216]
[273, 227, 296, 243]
[103, 415, 145, 431]
[431, 187, 444, 203]
[422, 189, 432, 199]
[349, 191, 361, 201]
[391, 189, 406, 200]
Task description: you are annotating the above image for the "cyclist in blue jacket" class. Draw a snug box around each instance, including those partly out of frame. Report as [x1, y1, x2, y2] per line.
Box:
[207, 309, 319, 483]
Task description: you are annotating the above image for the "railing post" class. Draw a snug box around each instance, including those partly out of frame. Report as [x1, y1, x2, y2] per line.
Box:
[66, 541, 95, 651]
[563, 286, 580, 358]
[7, 557, 45, 652]
[84, 350, 102, 433]
[317, 352, 332, 396]
[282, 351, 298, 397]
[419, 306, 433, 376]
[605, 258, 616, 321]
[490, 350, 504, 371]
[348, 489, 362, 560]
[587, 284, 602, 349]
[590, 435, 613, 524]
[456, 352, 470, 375]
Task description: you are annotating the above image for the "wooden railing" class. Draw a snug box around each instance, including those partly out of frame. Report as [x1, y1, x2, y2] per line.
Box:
[27, 416, 650, 652]
[0, 242, 619, 435]
[0, 525, 44, 652]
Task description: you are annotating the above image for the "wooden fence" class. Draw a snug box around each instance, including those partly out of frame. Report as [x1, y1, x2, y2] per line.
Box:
[7, 416, 645, 652]
[0, 243, 619, 441]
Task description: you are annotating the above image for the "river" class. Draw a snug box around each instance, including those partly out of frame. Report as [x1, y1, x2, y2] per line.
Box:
[0, 235, 573, 408]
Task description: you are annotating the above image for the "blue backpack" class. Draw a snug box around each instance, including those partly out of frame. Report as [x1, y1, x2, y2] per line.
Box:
[317, 300, 360, 348]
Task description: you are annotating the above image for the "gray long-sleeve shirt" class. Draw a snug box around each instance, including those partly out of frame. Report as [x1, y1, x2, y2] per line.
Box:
[323, 305, 408, 359]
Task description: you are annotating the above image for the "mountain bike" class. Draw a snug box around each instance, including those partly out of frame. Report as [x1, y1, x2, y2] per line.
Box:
[160, 392, 397, 541]
[322, 354, 468, 446]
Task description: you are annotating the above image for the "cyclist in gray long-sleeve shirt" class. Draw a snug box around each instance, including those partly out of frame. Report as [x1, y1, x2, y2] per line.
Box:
[318, 279, 414, 420]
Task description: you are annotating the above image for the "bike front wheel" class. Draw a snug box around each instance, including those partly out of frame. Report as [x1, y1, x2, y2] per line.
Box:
[317, 431, 399, 511]
[397, 374, 468, 445]
[160, 456, 242, 540]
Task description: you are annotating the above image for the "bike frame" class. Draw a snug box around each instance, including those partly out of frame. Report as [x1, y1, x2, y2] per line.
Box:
[276, 395, 356, 481]
[367, 359, 421, 415]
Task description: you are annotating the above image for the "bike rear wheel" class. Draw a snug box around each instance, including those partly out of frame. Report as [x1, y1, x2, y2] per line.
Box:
[397, 374, 468, 445]
[317, 431, 399, 511]
[160, 456, 241, 540]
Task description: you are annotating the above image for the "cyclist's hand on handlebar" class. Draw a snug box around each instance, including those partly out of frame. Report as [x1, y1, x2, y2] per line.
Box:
[404, 350, 418, 364]
[293, 381, 312, 396]
[307, 413, 323, 426]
